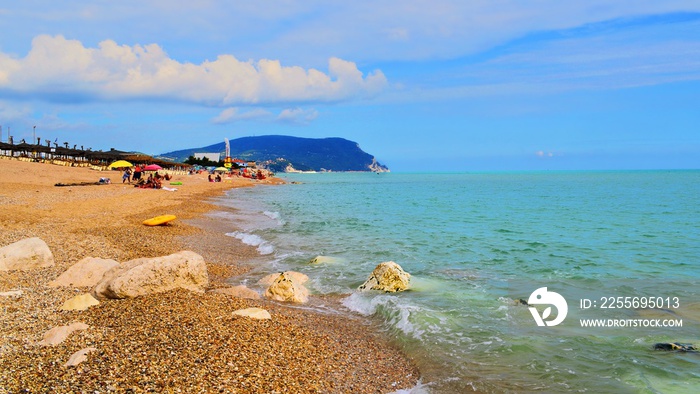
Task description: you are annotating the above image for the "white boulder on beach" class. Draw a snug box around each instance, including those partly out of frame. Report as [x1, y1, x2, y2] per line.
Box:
[93, 251, 209, 299]
[0, 237, 54, 271]
[359, 261, 411, 293]
[264, 272, 309, 303]
[48, 257, 120, 288]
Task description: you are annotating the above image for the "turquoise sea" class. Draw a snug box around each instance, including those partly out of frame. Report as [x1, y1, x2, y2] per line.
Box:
[212, 171, 700, 393]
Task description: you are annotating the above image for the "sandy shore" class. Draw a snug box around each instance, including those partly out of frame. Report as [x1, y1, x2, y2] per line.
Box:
[0, 158, 418, 393]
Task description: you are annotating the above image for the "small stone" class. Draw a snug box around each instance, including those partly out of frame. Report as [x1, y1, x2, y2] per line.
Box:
[39, 322, 90, 346]
[0, 290, 23, 297]
[60, 293, 100, 311]
[232, 308, 272, 320]
[210, 285, 260, 300]
[64, 347, 98, 367]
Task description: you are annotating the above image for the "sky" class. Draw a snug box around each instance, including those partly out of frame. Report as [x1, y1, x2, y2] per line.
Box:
[1, 1, 699, 172]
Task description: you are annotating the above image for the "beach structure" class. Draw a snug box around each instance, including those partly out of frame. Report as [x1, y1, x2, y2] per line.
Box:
[0, 139, 188, 172]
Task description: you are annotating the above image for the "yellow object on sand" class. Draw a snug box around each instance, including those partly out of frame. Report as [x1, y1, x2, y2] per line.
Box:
[143, 214, 177, 226]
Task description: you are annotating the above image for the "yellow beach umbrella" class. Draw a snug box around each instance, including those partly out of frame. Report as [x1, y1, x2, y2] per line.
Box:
[108, 160, 134, 168]
[214, 167, 228, 172]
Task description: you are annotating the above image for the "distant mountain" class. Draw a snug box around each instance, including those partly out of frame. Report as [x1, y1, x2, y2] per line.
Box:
[158, 135, 389, 173]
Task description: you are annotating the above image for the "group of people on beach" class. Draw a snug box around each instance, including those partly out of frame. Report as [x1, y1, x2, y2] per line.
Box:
[122, 165, 143, 184]
[121, 165, 171, 189]
[134, 172, 172, 189]
[208, 174, 222, 182]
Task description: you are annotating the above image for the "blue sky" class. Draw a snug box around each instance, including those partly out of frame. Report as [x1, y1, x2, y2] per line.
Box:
[1, 1, 699, 171]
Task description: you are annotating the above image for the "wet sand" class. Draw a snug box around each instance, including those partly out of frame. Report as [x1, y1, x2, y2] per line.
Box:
[0, 158, 418, 393]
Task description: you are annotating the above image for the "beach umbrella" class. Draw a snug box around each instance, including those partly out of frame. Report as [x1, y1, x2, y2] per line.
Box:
[108, 160, 134, 168]
[214, 167, 228, 172]
[143, 164, 163, 171]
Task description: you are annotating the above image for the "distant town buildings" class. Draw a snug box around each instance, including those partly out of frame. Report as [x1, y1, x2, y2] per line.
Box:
[194, 152, 221, 162]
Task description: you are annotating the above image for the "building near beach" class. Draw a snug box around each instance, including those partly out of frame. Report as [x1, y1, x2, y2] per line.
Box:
[194, 152, 220, 162]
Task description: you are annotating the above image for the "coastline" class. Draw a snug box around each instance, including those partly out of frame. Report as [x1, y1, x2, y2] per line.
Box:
[0, 159, 418, 393]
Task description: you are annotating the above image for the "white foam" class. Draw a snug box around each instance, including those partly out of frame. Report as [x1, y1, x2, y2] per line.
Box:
[263, 210, 284, 225]
[341, 293, 425, 339]
[225, 231, 274, 255]
[387, 379, 431, 394]
[341, 292, 384, 316]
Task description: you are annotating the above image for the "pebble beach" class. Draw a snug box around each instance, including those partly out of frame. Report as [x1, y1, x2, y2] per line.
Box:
[0, 158, 418, 393]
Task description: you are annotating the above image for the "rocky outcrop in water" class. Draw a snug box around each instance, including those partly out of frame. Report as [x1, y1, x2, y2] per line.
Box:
[359, 261, 411, 292]
[653, 342, 697, 352]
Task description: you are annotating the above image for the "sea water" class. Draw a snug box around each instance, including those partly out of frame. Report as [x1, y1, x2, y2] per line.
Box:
[214, 171, 700, 393]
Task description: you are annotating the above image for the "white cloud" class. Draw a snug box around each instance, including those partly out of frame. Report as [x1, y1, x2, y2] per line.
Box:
[0, 35, 388, 106]
[212, 106, 318, 125]
[277, 108, 319, 125]
[211, 107, 272, 124]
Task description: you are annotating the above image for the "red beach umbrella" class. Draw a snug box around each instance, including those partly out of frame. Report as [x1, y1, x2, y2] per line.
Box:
[143, 164, 163, 171]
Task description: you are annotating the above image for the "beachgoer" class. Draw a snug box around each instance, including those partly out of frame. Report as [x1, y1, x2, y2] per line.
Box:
[122, 168, 132, 184]
[208, 174, 213, 182]
[133, 165, 142, 181]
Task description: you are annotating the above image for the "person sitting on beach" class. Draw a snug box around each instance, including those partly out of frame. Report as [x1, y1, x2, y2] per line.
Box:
[208, 174, 213, 182]
[138, 173, 154, 188]
[215, 174, 222, 182]
[164, 173, 172, 181]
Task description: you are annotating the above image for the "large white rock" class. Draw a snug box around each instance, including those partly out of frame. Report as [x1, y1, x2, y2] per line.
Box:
[39, 322, 90, 346]
[0, 237, 54, 271]
[233, 307, 272, 320]
[210, 285, 261, 300]
[93, 251, 208, 299]
[264, 272, 309, 303]
[48, 257, 120, 288]
[60, 293, 100, 311]
[359, 261, 411, 292]
[258, 271, 309, 287]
